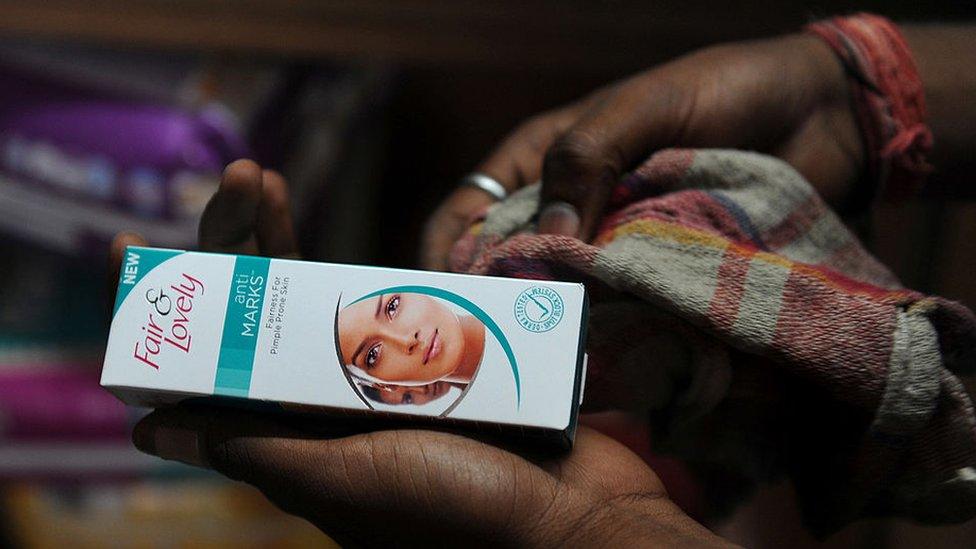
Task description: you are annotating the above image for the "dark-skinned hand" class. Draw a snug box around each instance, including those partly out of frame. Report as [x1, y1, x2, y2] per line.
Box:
[110, 160, 733, 548]
[420, 34, 861, 270]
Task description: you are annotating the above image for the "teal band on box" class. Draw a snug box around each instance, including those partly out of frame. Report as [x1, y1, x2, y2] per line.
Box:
[214, 255, 271, 397]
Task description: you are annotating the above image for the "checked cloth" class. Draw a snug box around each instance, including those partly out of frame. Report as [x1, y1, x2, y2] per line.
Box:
[450, 149, 976, 534]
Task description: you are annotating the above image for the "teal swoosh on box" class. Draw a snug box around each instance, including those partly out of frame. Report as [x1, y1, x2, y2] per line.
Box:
[113, 246, 183, 316]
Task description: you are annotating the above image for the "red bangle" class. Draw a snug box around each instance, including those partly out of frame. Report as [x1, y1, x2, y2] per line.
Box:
[806, 14, 933, 202]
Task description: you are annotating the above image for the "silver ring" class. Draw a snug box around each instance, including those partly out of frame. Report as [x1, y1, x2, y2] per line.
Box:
[460, 173, 507, 201]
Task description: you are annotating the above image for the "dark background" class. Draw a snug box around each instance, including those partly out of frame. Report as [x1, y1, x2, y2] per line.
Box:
[0, 1, 973, 547]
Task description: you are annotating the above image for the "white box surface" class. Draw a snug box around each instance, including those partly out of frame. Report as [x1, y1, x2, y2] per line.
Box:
[102, 247, 588, 446]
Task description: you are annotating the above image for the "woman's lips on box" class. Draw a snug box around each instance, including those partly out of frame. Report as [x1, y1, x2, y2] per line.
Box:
[423, 329, 441, 365]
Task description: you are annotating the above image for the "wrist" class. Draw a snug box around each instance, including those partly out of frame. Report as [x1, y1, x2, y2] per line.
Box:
[805, 15, 934, 204]
[782, 33, 866, 208]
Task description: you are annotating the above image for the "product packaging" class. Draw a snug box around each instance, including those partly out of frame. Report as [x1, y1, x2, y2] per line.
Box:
[101, 247, 588, 447]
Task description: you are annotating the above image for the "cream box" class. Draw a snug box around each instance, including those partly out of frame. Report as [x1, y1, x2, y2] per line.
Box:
[101, 247, 588, 447]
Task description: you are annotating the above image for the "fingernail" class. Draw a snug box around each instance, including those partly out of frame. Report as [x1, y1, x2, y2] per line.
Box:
[133, 423, 208, 468]
[537, 202, 580, 236]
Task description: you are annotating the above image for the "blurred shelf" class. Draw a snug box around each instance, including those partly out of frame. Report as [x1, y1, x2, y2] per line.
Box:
[0, 0, 855, 74]
[1, 1, 971, 75]
[0, 174, 197, 252]
[0, 443, 157, 478]
[3, 480, 336, 547]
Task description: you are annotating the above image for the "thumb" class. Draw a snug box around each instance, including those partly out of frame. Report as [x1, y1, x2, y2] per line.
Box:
[538, 75, 689, 239]
[131, 404, 368, 540]
[130, 404, 540, 546]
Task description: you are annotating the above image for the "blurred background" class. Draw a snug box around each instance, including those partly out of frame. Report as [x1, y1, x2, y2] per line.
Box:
[0, 1, 972, 547]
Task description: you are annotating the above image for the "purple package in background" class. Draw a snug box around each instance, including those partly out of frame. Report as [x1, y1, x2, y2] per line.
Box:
[0, 366, 133, 442]
[0, 54, 249, 250]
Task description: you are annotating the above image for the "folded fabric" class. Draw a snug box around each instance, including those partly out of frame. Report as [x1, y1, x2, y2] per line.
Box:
[450, 149, 976, 535]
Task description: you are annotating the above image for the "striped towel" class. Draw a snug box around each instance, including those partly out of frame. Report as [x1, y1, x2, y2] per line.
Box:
[450, 149, 976, 535]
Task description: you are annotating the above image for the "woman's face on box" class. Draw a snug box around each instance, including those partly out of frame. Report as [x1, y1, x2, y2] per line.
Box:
[339, 293, 464, 384]
[372, 382, 452, 406]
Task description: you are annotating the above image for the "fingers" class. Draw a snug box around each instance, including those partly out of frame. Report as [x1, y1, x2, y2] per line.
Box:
[199, 159, 300, 258]
[131, 404, 359, 530]
[132, 404, 551, 546]
[538, 75, 690, 239]
[476, 107, 583, 190]
[132, 404, 306, 470]
[199, 159, 263, 254]
[419, 186, 493, 271]
[256, 169, 299, 258]
[419, 106, 584, 271]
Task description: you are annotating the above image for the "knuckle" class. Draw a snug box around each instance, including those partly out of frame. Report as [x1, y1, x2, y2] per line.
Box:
[546, 131, 600, 168]
[543, 131, 619, 198]
[545, 132, 616, 179]
[519, 113, 551, 133]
